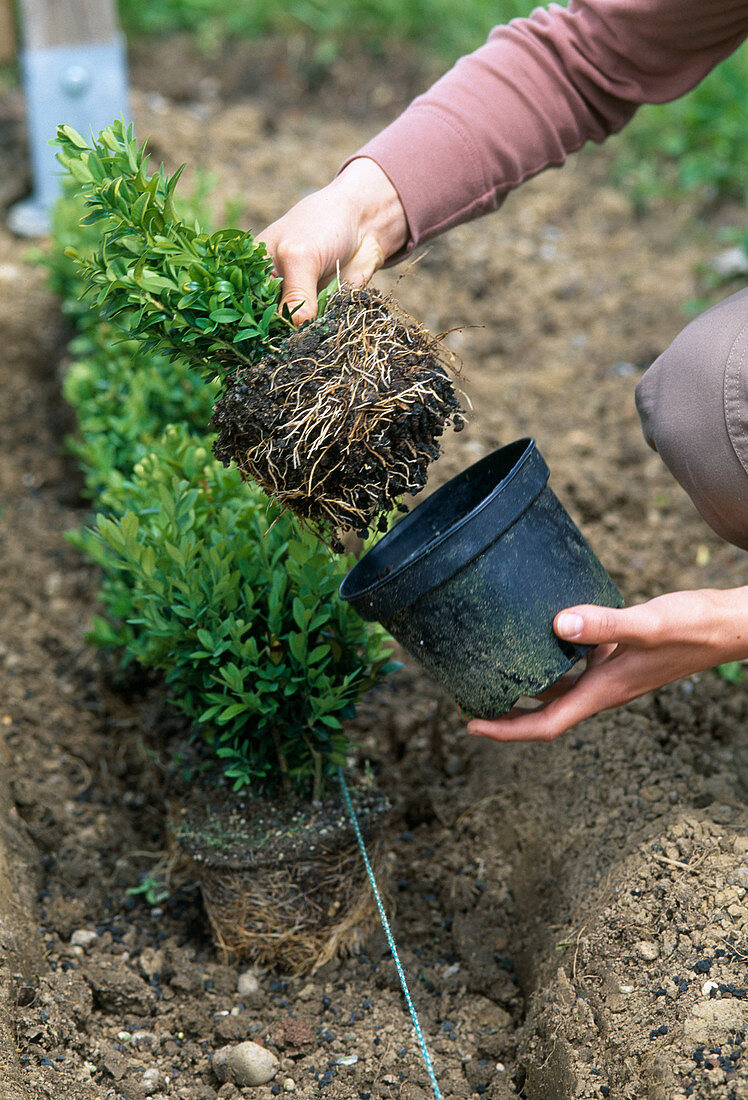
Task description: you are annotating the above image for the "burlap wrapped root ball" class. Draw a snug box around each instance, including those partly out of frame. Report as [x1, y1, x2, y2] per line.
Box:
[212, 286, 465, 547]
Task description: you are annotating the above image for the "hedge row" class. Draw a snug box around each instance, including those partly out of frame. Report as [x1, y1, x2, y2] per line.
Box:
[49, 173, 393, 801]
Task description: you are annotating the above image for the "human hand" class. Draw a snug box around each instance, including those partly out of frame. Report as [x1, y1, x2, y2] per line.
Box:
[466, 587, 748, 742]
[258, 157, 408, 325]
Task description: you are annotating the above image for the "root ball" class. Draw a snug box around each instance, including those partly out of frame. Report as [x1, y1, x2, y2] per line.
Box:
[211, 286, 464, 543]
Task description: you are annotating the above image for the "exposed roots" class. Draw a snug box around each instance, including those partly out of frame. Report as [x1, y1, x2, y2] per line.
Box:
[170, 787, 391, 973]
[195, 838, 389, 973]
[212, 285, 465, 546]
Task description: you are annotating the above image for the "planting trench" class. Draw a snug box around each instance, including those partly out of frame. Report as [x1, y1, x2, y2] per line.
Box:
[1, 37, 747, 1100]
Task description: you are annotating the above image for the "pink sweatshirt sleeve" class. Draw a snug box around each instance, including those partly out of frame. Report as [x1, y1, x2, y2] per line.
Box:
[345, 0, 748, 257]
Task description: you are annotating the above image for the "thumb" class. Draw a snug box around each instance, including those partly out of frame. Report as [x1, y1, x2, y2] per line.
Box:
[277, 254, 322, 326]
[554, 604, 629, 647]
[281, 288, 318, 327]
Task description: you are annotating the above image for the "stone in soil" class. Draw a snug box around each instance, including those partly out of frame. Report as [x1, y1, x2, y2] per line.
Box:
[212, 1041, 280, 1086]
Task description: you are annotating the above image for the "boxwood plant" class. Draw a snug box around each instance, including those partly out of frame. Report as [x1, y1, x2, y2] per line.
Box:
[54, 120, 463, 547]
[54, 118, 292, 380]
[52, 125, 396, 801]
[93, 426, 394, 799]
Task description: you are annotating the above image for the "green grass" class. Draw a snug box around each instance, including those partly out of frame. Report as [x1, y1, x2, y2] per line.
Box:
[611, 42, 748, 210]
[118, 0, 535, 60]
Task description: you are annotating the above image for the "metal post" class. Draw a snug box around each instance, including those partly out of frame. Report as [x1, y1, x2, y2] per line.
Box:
[9, 0, 130, 236]
[0, 0, 16, 66]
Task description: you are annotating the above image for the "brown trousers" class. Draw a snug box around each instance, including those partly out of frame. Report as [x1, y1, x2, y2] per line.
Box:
[635, 287, 748, 551]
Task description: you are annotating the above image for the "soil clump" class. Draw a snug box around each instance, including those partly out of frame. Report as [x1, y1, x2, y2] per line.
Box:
[171, 783, 390, 972]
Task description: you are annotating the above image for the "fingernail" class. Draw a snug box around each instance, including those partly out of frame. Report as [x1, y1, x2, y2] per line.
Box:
[556, 612, 584, 638]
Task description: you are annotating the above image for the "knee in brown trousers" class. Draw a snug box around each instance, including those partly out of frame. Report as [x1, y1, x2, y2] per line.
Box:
[635, 287, 748, 551]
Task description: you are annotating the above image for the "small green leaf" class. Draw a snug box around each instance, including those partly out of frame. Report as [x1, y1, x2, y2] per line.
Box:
[288, 632, 307, 662]
[57, 124, 90, 149]
[293, 596, 309, 630]
[216, 703, 248, 723]
[716, 661, 745, 683]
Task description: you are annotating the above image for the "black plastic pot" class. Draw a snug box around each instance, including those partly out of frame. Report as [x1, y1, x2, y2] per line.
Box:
[339, 438, 623, 718]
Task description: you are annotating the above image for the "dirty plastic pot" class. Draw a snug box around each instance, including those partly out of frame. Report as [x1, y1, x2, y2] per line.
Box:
[339, 438, 623, 718]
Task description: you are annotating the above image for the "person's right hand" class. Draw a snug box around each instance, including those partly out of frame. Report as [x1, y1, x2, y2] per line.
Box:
[258, 157, 409, 325]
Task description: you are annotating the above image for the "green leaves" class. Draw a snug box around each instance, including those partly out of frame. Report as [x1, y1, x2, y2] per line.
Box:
[58, 124, 90, 150]
[51, 123, 396, 801]
[89, 425, 394, 796]
[716, 661, 745, 684]
[54, 119, 292, 377]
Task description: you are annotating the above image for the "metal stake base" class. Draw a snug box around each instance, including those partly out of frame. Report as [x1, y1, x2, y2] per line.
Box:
[9, 37, 129, 236]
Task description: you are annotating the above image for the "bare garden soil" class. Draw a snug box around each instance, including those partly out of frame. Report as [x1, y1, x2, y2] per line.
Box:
[0, 36, 746, 1100]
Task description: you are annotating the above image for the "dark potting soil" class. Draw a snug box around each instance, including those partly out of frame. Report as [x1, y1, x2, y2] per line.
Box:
[172, 781, 390, 870]
[212, 287, 464, 547]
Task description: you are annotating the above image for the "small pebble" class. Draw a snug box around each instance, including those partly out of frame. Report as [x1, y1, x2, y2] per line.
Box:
[336, 1055, 358, 1066]
[283, 1080, 296, 1093]
[237, 970, 261, 998]
[702, 980, 719, 997]
[141, 1067, 161, 1095]
[711, 245, 748, 279]
[217, 1085, 242, 1100]
[612, 360, 637, 377]
[212, 1041, 279, 1087]
[70, 929, 98, 949]
[131, 1030, 158, 1052]
[635, 941, 660, 961]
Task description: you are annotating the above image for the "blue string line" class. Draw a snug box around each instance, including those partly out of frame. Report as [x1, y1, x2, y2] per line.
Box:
[338, 768, 444, 1100]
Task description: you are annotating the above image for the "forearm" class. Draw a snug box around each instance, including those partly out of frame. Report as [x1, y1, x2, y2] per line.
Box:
[346, 0, 748, 258]
[689, 586, 748, 666]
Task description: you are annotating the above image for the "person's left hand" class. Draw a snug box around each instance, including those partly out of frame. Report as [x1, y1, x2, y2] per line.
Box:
[466, 587, 748, 743]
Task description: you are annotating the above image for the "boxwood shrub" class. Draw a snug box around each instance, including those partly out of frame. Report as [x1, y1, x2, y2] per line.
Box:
[50, 154, 395, 800]
[92, 426, 394, 797]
